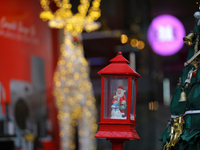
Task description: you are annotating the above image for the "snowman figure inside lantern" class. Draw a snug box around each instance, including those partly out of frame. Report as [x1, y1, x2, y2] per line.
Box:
[111, 86, 127, 119]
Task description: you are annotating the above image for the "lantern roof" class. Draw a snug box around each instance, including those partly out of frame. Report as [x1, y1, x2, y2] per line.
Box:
[98, 52, 141, 77]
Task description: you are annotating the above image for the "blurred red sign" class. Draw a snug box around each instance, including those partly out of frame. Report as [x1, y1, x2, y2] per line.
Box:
[0, 0, 59, 150]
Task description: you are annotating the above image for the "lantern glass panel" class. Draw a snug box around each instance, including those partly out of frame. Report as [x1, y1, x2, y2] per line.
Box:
[130, 78, 136, 120]
[104, 77, 128, 119]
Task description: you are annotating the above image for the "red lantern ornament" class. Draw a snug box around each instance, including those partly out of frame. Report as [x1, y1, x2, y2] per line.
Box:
[95, 51, 141, 150]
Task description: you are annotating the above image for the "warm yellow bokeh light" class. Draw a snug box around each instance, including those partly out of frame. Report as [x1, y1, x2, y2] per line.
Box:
[137, 41, 145, 50]
[121, 34, 128, 44]
[130, 39, 138, 47]
[149, 101, 159, 110]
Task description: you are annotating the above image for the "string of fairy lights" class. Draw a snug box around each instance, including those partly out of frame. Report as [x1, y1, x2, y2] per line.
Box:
[40, 0, 101, 35]
[40, 0, 101, 149]
[53, 40, 98, 149]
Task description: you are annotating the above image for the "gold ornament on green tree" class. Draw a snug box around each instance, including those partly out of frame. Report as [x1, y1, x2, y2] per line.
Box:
[159, 7, 200, 150]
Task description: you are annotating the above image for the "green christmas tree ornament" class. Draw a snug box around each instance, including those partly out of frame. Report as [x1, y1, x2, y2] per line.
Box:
[159, 9, 200, 150]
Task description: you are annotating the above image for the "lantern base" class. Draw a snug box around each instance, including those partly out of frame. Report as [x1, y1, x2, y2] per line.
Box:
[112, 142, 123, 150]
[95, 123, 140, 140]
[95, 131, 140, 140]
[109, 139, 128, 150]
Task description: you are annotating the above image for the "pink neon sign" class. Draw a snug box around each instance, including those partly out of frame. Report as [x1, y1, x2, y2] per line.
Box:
[147, 14, 186, 56]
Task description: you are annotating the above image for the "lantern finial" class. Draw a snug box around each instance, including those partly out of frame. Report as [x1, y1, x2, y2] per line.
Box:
[118, 51, 122, 55]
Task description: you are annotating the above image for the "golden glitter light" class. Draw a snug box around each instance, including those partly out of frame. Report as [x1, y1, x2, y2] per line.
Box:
[121, 34, 128, 44]
[130, 38, 138, 47]
[40, 0, 101, 36]
[137, 41, 145, 50]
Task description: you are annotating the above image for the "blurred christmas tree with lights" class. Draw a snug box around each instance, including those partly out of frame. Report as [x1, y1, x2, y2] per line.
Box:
[159, 6, 200, 150]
